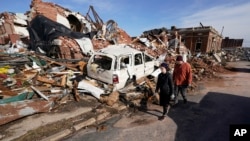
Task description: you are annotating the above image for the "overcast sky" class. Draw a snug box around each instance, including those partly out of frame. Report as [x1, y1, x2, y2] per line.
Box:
[1, 0, 250, 46]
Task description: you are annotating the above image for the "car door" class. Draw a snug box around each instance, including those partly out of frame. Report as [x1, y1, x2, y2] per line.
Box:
[133, 53, 145, 79]
[144, 53, 155, 75]
[117, 54, 132, 87]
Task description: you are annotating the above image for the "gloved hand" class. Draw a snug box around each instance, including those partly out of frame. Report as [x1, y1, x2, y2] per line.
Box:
[171, 93, 175, 100]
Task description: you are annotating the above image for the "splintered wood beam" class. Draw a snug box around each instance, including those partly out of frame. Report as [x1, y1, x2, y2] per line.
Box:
[30, 86, 49, 101]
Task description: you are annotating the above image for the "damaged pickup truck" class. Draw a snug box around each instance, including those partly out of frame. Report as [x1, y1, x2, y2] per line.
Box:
[86, 44, 159, 92]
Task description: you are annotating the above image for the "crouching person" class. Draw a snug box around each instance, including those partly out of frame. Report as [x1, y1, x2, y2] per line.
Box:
[155, 63, 174, 121]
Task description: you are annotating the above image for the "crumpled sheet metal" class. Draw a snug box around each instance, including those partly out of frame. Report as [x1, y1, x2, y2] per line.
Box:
[77, 80, 104, 99]
[0, 99, 54, 126]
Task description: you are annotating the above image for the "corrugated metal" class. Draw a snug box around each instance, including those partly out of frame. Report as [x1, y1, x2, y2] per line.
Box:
[0, 100, 54, 125]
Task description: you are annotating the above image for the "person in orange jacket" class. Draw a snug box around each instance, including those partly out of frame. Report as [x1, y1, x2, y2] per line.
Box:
[173, 55, 192, 104]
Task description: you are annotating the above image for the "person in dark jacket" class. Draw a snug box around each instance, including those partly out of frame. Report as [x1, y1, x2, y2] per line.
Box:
[155, 63, 174, 120]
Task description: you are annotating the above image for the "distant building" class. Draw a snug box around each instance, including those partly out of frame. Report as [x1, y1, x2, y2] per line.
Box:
[169, 26, 223, 54]
[221, 37, 243, 48]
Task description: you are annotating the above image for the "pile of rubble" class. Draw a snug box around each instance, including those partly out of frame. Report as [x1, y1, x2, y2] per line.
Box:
[0, 0, 231, 126]
[190, 56, 226, 81]
[221, 47, 250, 62]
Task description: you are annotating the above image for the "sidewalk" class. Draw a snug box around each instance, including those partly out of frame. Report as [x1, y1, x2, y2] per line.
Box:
[1, 101, 127, 141]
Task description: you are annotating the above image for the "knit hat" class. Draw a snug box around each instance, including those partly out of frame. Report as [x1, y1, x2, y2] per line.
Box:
[160, 62, 169, 70]
[176, 55, 183, 61]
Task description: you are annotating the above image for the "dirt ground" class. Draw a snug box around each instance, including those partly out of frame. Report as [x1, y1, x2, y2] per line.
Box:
[62, 61, 250, 141]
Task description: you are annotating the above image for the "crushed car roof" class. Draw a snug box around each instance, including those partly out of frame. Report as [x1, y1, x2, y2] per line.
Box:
[97, 44, 142, 56]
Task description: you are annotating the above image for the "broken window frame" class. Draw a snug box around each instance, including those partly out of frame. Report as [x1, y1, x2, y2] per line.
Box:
[144, 53, 154, 63]
[195, 38, 202, 52]
[119, 55, 131, 69]
[134, 53, 143, 66]
[92, 54, 113, 70]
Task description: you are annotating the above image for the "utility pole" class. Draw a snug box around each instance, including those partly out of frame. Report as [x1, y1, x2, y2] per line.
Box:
[220, 26, 224, 36]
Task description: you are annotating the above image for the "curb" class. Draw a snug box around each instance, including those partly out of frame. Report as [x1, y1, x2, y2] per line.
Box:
[73, 117, 96, 131]
[41, 129, 72, 141]
[42, 104, 127, 141]
[95, 112, 111, 123]
[3, 107, 93, 141]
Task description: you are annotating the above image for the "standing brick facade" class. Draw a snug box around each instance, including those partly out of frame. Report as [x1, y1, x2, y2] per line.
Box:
[169, 26, 223, 54]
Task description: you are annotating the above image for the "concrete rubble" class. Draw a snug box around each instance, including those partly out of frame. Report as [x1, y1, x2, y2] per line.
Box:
[221, 47, 250, 62]
[0, 0, 247, 138]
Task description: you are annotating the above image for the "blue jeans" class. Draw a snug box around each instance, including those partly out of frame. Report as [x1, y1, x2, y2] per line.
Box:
[174, 85, 188, 103]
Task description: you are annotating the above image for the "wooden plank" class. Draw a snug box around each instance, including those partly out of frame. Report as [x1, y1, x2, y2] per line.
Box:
[30, 86, 49, 101]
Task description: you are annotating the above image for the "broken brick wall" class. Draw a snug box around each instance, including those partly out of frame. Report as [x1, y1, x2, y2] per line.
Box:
[57, 36, 85, 59]
[29, 0, 86, 60]
[92, 28, 132, 50]
[29, 0, 59, 22]
[0, 13, 20, 44]
[116, 28, 132, 44]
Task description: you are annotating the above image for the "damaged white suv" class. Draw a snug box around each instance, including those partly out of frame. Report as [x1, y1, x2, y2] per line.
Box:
[87, 44, 158, 91]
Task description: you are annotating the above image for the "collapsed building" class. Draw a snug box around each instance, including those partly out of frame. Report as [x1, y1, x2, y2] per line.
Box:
[0, 0, 131, 59]
[0, 0, 139, 126]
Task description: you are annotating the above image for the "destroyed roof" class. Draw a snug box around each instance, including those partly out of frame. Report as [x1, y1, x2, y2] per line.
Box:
[28, 15, 96, 51]
[28, 15, 90, 42]
[142, 27, 168, 36]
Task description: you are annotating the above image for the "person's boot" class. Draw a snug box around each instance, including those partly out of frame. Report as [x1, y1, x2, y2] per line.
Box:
[183, 98, 187, 104]
[174, 98, 178, 105]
